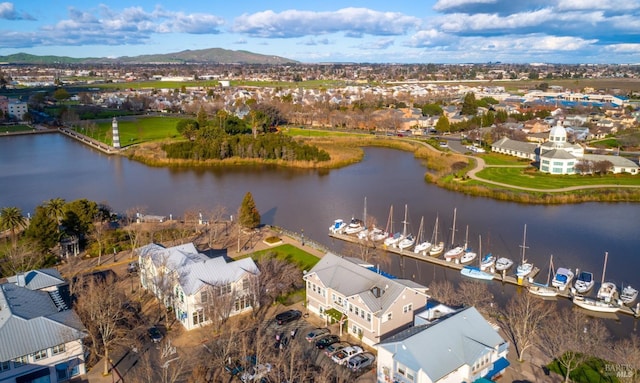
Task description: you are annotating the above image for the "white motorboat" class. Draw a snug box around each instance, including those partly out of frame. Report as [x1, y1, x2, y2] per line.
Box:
[413, 216, 432, 255]
[495, 257, 514, 271]
[573, 270, 595, 294]
[515, 224, 534, 278]
[369, 227, 388, 242]
[620, 285, 638, 305]
[573, 295, 622, 314]
[329, 219, 346, 234]
[344, 217, 365, 234]
[480, 253, 496, 271]
[551, 267, 574, 291]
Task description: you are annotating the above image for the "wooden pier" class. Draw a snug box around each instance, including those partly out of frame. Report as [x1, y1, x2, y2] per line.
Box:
[58, 127, 119, 155]
[329, 232, 639, 318]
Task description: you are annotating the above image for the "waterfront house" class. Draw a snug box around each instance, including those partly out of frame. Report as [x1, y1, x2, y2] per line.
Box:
[303, 253, 429, 347]
[0, 269, 87, 383]
[376, 306, 509, 383]
[137, 243, 259, 331]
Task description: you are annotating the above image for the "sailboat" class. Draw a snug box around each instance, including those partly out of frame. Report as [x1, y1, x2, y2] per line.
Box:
[515, 224, 534, 278]
[383, 205, 402, 247]
[461, 235, 494, 280]
[596, 252, 618, 303]
[358, 197, 369, 240]
[429, 215, 444, 257]
[459, 225, 477, 264]
[397, 205, 415, 250]
[444, 208, 464, 261]
[413, 216, 432, 255]
[528, 255, 558, 298]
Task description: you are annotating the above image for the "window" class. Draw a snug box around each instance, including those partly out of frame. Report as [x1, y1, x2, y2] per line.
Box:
[33, 349, 48, 361]
[13, 355, 28, 367]
[403, 303, 413, 313]
[192, 309, 205, 326]
[0, 361, 10, 372]
[387, 312, 392, 321]
[52, 344, 66, 355]
[349, 304, 353, 313]
[201, 289, 209, 303]
[218, 283, 232, 295]
[360, 310, 365, 319]
[367, 313, 371, 322]
[354, 307, 359, 316]
[234, 295, 249, 311]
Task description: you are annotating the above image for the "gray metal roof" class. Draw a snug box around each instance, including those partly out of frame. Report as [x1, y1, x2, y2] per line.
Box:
[6, 269, 65, 290]
[540, 148, 576, 160]
[137, 243, 259, 295]
[378, 307, 505, 382]
[583, 154, 639, 169]
[0, 283, 86, 362]
[307, 253, 428, 317]
[491, 137, 536, 155]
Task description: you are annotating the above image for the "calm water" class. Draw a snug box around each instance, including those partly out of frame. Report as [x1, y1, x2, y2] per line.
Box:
[2, 133, 639, 333]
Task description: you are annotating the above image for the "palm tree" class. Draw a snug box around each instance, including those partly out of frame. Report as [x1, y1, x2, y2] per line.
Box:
[0, 206, 27, 247]
[44, 198, 66, 224]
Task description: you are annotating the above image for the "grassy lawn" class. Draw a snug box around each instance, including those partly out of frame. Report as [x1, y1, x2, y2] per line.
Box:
[249, 244, 320, 271]
[475, 166, 640, 189]
[1, 125, 33, 133]
[74, 116, 183, 146]
[90, 80, 220, 90]
[547, 357, 621, 383]
[479, 152, 531, 166]
[283, 127, 366, 137]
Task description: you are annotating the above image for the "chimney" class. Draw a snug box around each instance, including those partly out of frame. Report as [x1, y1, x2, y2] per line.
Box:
[16, 272, 26, 287]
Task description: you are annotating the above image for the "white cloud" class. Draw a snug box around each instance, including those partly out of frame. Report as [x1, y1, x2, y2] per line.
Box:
[557, 0, 640, 11]
[0, 2, 35, 20]
[603, 44, 640, 53]
[433, 0, 498, 12]
[231, 7, 420, 38]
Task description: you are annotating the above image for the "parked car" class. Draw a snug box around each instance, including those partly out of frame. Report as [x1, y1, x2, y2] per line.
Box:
[347, 352, 376, 372]
[305, 328, 330, 342]
[147, 326, 163, 343]
[275, 309, 302, 325]
[240, 363, 272, 382]
[225, 360, 244, 376]
[331, 345, 363, 365]
[324, 341, 350, 357]
[315, 334, 340, 349]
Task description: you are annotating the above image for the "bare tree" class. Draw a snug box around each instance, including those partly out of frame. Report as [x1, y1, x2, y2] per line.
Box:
[0, 242, 46, 277]
[498, 292, 554, 362]
[456, 281, 494, 313]
[593, 160, 613, 175]
[611, 334, 640, 383]
[248, 256, 301, 316]
[73, 273, 131, 377]
[537, 308, 610, 383]
[428, 279, 456, 304]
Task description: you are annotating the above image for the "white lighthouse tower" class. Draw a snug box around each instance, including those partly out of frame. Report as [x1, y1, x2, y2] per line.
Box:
[112, 117, 121, 149]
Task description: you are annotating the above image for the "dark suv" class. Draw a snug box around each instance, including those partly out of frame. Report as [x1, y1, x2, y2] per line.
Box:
[275, 309, 302, 325]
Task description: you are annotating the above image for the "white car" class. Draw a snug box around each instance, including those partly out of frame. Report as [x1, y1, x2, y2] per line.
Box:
[331, 345, 363, 365]
[240, 363, 271, 382]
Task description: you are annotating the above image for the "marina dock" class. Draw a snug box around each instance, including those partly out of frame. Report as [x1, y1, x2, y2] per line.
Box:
[329, 232, 639, 318]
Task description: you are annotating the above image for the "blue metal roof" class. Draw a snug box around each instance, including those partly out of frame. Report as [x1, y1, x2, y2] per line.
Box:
[484, 357, 510, 380]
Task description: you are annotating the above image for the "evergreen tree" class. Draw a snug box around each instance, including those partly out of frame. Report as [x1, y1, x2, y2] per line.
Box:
[435, 115, 450, 133]
[239, 192, 261, 229]
[25, 206, 59, 254]
[461, 92, 478, 116]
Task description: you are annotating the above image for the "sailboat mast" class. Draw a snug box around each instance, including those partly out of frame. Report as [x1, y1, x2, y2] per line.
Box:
[547, 254, 554, 285]
[402, 204, 409, 237]
[519, 224, 529, 262]
[363, 197, 367, 229]
[602, 251, 608, 284]
[451, 207, 457, 245]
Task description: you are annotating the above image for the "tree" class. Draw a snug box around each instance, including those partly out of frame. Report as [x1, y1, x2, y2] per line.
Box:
[44, 197, 66, 224]
[196, 106, 208, 128]
[593, 160, 613, 175]
[0, 206, 27, 247]
[239, 192, 260, 229]
[611, 334, 640, 382]
[434, 115, 450, 133]
[537, 308, 610, 383]
[73, 273, 132, 377]
[0, 242, 47, 277]
[176, 119, 199, 140]
[24, 205, 60, 254]
[427, 280, 456, 304]
[499, 292, 553, 362]
[461, 92, 478, 116]
[53, 88, 71, 102]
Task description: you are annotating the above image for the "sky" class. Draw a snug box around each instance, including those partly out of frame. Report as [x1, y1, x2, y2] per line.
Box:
[1, 0, 640, 64]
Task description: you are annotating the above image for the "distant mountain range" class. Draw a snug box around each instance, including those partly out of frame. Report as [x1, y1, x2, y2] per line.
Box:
[0, 48, 298, 65]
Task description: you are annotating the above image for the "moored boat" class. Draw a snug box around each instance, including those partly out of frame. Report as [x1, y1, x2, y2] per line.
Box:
[620, 285, 638, 305]
[460, 265, 494, 280]
[528, 255, 557, 298]
[495, 257, 514, 272]
[515, 224, 534, 278]
[330, 219, 346, 234]
[396, 205, 414, 249]
[413, 216, 431, 255]
[444, 208, 464, 261]
[573, 295, 622, 313]
[428, 215, 444, 257]
[551, 267, 574, 291]
[573, 270, 595, 294]
[480, 253, 496, 272]
[344, 217, 365, 234]
[596, 252, 618, 303]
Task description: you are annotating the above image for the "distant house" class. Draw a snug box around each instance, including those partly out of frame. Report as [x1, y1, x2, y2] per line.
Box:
[376, 306, 510, 383]
[137, 243, 259, 331]
[0, 269, 87, 382]
[303, 253, 429, 347]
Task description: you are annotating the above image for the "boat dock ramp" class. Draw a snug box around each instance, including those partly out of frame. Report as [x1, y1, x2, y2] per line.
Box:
[328, 232, 640, 318]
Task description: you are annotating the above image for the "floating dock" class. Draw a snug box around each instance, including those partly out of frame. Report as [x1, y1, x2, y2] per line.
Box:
[329, 232, 639, 318]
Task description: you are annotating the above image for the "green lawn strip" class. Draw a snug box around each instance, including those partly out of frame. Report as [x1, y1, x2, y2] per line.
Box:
[547, 357, 620, 383]
[73, 116, 182, 146]
[479, 152, 531, 166]
[283, 127, 365, 137]
[476, 166, 640, 189]
[248, 243, 320, 271]
[1, 125, 34, 133]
